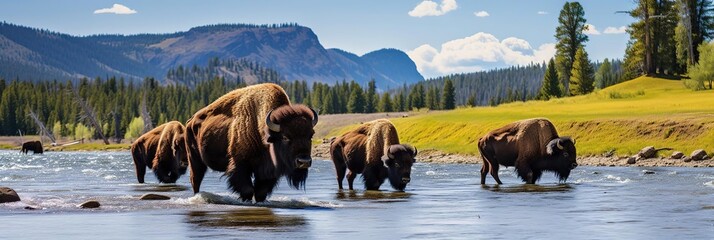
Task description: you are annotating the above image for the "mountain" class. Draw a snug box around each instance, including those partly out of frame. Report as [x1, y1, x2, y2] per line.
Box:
[0, 22, 423, 89]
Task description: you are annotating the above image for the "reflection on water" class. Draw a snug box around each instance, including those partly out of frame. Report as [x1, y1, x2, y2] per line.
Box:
[186, 208, 307, 230]
[131, 183, 189, 192]
[481, 184, 573, 193]
[335, 190, 412, 202]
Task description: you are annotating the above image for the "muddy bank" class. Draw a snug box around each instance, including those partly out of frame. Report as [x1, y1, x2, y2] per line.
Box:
[312, 143, 714, 167]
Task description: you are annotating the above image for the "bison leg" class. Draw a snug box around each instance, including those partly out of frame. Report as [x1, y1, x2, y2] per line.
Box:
[335, 162, 346, 190]
[517, 166, 535, 184]
[253, 178, 278, 202]
[489, 163, 503, 185]
[188, 154, 207, 193]
[480, 161, 489, 185]
[132, 148, 147, 184]
[228, 161, 254, 202]
[346, 170, 356, 190]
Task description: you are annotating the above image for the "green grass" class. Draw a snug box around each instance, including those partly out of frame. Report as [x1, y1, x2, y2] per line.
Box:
[49, 143, 130, 151]
[329, 77, 714, 157]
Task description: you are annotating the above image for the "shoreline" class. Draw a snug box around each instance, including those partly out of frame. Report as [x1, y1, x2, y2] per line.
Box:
[2, 141, 712, 168]
[312, 143, 714, 168]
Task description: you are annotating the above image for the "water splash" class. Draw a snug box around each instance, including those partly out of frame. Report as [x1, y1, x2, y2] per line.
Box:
[181, 192, 339, 209]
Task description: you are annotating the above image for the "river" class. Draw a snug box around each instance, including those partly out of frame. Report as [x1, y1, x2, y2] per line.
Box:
[1, 150, 712, 239]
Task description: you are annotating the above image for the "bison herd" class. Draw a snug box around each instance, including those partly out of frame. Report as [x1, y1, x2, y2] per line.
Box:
[19, 83, 578, 203]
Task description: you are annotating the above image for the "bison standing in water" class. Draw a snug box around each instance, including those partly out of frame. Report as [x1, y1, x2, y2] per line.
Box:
[330, 119, 417, 191]
[185, 83, 317, 202]
[130, 121, 188, 183]
[477, 118, 577, 184]
[21, 141, 43, 154]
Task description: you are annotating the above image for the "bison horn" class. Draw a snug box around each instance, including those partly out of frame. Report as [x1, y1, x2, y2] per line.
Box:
[266, 109, 281, 132]
[406, 144, 417, 157]
[556, 139, 564, 150]
[310, 107, 319, 126]
[387, 146, 395, 159]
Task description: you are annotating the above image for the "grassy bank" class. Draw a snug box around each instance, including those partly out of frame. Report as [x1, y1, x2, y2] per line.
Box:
[328, 76, 714, 157]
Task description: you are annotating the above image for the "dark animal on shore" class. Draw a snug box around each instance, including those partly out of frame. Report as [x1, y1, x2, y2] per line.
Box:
[330, 119, 417, 191]
[477, 118, 577, 184]
[130, 121, 188, 183]
[185, 83, 318, 202]
[20, 141, 43, 154]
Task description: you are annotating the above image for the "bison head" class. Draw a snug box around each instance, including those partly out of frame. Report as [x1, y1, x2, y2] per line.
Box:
[545, 137, 577, 181]
[383, 144, 417, 191]
[265, 104, 318, 189]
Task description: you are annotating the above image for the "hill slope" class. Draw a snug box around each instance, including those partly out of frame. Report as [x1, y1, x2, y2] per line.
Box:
[0, 22, 423, 88]
[328, 77, 714, 156]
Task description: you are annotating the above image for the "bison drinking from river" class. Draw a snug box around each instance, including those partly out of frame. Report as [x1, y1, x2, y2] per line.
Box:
[185, 83, 317, 202]
[130, 121, 188, 183]
[330, 119, 416, 191]
[477, 118, 577, 184]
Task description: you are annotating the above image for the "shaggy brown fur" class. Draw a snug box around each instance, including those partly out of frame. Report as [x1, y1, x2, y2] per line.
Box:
[330, 119, 416, 191]
[21, 141, 43, 154]
[185, 83, 317, 202]
[477, 118, 577, 185]
[130, 121, 188, 183]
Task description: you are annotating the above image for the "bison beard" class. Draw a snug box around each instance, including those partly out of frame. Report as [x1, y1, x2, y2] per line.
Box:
[185, 83, 317, 202]
[478, 118, 577, 184]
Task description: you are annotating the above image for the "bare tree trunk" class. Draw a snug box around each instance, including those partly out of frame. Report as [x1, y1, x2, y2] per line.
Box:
[28, 109, 56, 144]
[141, 92, 154, 134]
[72, 87, 109, 145]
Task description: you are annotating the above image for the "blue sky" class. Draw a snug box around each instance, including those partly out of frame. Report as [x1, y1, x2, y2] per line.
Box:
[0, 0, 635, 78]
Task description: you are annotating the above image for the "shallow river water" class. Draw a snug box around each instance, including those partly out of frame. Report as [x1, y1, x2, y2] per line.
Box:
[1, 150, 713, 239]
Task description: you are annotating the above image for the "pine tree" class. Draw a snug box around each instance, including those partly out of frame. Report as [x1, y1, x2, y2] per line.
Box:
[365, 79, 377, 113]
[538, 58, 561, 99]
[570, 46, 595, 95]
[466, 94, 477, 107]
[377, 92, 393, 112]
[441, 78, 456, 110]
[347, 83, 366, 113]
[555, 1, 589, 96]
[595, 58, 612, 89]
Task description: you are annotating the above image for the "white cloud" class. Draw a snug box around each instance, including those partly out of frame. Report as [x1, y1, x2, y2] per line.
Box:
[537, 11, 548, 15]
[603, 26, 628, 34]
[407, 32, 555, 78]
[94, 4, 137, 15]
[474, 11, 489, 17]
[408, 0, 458, 17]
[583, 23, 600, 35]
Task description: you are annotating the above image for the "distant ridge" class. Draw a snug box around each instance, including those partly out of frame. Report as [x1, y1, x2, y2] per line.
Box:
[0, 22, 423, 89]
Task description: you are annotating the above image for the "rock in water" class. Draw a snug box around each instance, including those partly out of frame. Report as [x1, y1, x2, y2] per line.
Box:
[140, 193, 171, 200]
[691, 149, 708, 161]
[670, 151, 684, 159]
[78, 200, 100, 209]
[0, 187, 21, 203]
[637, 146, 656, 159]
[642, 170, 655, 174]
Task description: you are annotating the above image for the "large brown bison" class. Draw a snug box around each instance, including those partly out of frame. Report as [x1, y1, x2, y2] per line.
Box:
[185, 83, 318, 202]
[130, 121, 188, 183]
[330, 119, 417, 191]
[21, 140, 43, 154]
[477, 118, 577, 184]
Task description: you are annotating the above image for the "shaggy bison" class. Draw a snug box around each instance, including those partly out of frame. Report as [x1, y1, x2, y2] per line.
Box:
[185, 83, 318, 202]
[21, 141, 43, 154]
[330, 119, 417, 191]
[130, 121, 188, 183]
[477, 118, 577, 184]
